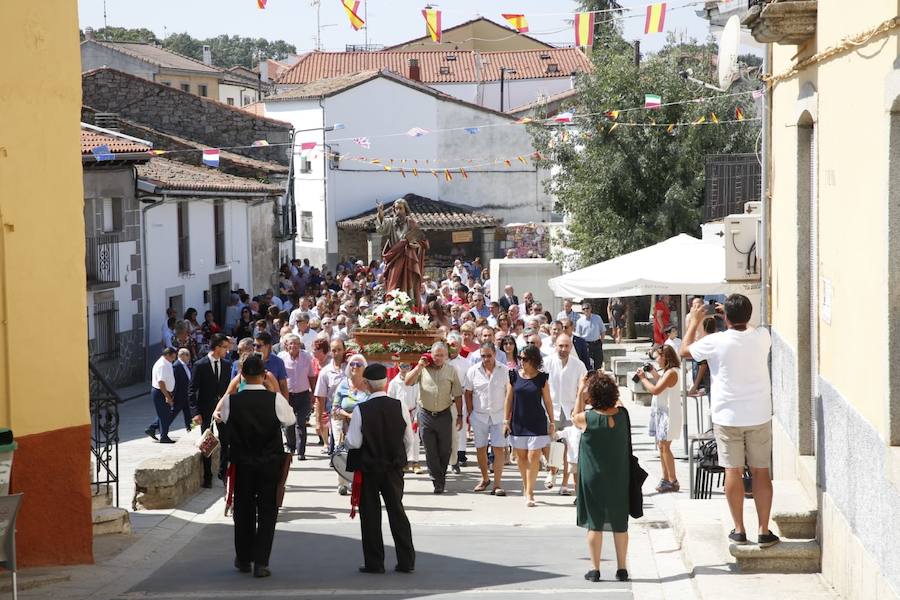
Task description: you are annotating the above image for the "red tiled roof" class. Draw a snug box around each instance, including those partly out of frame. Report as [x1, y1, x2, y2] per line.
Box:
[81, 128, 150, 155]
[137, 158, 283, 195]
[277, 48, 591, 85]
[337, 194, 500, 232]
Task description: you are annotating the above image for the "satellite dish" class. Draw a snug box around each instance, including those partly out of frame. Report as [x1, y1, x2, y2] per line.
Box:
[717, 15, 741, 90]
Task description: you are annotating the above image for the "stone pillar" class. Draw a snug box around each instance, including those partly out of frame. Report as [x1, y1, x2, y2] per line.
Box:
[481, 227, 496, 267]
[367, 232, 382, 264]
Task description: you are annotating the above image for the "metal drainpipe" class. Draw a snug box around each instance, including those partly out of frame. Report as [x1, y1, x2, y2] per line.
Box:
[760, 46, 771, 327]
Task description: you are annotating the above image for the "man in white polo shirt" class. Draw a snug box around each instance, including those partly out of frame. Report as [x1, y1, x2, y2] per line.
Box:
[464, 342, 509, 496]
[681, 293, 778, 548]
[544, 334, 587, 495]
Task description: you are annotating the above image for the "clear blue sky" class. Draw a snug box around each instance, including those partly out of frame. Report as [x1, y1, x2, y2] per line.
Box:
[78, 0, 719, 55]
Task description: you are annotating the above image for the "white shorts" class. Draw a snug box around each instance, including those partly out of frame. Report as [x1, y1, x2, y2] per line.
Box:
[510, 435, 550, 450]
[472, 418, 507, 449]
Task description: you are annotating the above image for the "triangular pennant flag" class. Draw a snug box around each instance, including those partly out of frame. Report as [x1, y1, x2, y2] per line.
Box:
[608, 122, 618, 133]
[693, 116, 706, 125]
[341, 0, 365, 31]
[644, 94, 661, 109]
[644, 2, 667, 34]
[370, 159, 381, 164]
[532, 151, 544, 161]
[406, 127, 429, 137]
[515, 117, 533, 125]
[710, 113, 719, 124]
[400, 168, 406, 178]
[299, 142, 317, 150]
[464, 127, 480, 135]
[352, 137, 370, 149]
[459, 168, 468, 179]
[422, 8, 442, 43]
[501, 13, 529, 33]
[444, 169, 452, 181]
[257, 0, 267, 8]
[202, 148, 220, 167]
[752, 88, 765, 99]
[574, 12, 595, 47]
[606, 110, 619, 120]
[413, 168, 419, 177]
[251, 139, 269, 147]
[516, 156, 527, 164]
[431, 170, 439, 179]
[735, 107, 745, 121]
[148, 149, 166, 156]
[504, 160, 512, 168]
[91, 145, 114, 161]
[666, 123, 676, 133]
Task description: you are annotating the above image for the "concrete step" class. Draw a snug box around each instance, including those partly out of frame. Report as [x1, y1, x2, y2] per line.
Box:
[92, 483, 113, 510]
[729, 539, 821, 573]
[771, 479, 818, 539]
[92, 506, 131, 536]
[631, 390, 652, 407]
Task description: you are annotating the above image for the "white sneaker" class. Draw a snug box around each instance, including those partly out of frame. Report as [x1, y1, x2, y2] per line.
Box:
[544, 472, 556, 490]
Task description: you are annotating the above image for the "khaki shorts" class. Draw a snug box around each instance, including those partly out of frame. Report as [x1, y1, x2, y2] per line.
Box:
[713, 421, 772, 469]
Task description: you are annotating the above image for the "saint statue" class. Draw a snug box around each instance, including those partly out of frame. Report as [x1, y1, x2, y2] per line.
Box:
[375, 198, 429, 308]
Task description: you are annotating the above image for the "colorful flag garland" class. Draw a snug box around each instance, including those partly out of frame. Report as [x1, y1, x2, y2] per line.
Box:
[406, 127, 429, 137]
[574, 12, 595, 47]
[353, 137, 371, 148]
[644, 94, 662, 109]
[422, 8, 442, 43]
[501, 13, 529, 33]
[644, 2, 667, 34]
[91, 145, 114, 161]
[341, 0, 365, 31]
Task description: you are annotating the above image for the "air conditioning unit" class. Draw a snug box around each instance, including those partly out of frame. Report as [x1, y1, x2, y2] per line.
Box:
[724, 212, 760, 281]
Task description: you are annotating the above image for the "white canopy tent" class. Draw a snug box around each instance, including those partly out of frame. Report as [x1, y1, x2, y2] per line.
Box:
[548, 233, 762, 457]
[547, 233, 758, 299]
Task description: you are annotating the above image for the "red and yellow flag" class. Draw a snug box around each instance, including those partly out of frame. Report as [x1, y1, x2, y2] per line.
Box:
[422, 8, 442, 43]
[735, 106, 745, 121]
[574, 12, 595, 47]
[257, 0, 267, 8]
[644, 2, 667, 34]
[501, 13, 529, 33]
[341, 0, 365, 31]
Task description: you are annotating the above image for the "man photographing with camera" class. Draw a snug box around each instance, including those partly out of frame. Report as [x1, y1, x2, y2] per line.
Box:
[680, 294, 778, 548]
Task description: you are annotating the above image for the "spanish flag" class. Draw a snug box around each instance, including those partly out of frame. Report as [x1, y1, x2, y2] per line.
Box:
[574, 12, 594, 47]
[257, 0, 266, 8]
[644, 2, 666, 34]
[502, 13, 529, 33]
[735, 106, 745, 121]
[422, 8, 442, 43]
[341, 0, 365, 31]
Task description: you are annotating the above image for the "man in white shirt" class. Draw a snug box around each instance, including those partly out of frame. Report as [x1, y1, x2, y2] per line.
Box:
[147, 347, 177, 443]
[446, 334, 471, 473]
[544, 334, 587, 494]
[468, 326, 507, 366]
[681, 294, 779, 548]
[289, 298, 313, 329]
[557, 298, 580, 323]
[388, 362, 421, 473]
[663, 325, 682, 353]
[292, 312, 318, 350]
[464, 343, 509, 495]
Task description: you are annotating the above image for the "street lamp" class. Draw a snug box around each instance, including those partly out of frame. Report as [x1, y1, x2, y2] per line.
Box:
[499, 67, 517, 112]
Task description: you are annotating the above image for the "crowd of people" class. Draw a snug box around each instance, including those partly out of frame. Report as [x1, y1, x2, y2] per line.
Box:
[147, 256, 776, 582]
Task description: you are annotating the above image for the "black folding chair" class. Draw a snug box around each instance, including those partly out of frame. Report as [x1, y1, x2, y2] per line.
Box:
[0, 494, 23, 600]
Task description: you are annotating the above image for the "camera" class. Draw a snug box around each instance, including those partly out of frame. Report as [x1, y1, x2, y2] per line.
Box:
[631, 363, 653, 383]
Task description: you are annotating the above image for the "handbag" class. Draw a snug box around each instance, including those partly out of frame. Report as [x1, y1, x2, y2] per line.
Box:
[622, 407, 648, 519]
[196, 422, 220, 458]
[548, 437, 566, 470]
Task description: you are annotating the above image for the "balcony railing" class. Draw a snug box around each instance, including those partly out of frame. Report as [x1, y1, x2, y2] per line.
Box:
[86, 234, 120, 286]
[743, 0, 817, 45]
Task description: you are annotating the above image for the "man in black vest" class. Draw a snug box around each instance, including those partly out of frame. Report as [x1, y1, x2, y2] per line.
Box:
[346, 364, 416, 575]
[190, 333, 232, 488]
[214, 354, 295, 578]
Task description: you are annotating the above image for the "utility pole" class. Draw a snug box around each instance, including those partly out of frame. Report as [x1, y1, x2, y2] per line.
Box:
[310, 0, 322, 50]
[364, 0, 368, 47]
[634, 40, 641, 67]
[499, 67, 516, 112]
[103, 0, 108, 28]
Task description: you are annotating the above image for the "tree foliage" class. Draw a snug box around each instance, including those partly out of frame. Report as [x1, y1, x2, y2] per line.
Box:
[81, 27, 296, 69]
[532, 39, 760, 267]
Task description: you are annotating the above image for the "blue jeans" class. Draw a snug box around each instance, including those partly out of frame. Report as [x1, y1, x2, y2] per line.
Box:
[151, 388, 173, 439]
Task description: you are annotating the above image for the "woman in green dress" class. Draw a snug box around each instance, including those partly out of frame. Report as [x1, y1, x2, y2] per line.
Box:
[572, 372, 631, 583]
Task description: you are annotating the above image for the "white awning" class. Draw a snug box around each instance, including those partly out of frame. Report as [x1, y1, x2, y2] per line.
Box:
[547, 234, 759, 299]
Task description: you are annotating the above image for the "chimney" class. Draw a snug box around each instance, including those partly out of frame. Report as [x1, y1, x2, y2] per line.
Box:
[84, 27, 95, 41]
[202, 44, 212, 66]
[408, 58, 421, 82]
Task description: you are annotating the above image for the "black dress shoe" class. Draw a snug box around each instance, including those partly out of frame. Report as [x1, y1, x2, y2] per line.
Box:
[234, 558, 251, 573]
[584, 569, 600, 582]
[253, 565, 271, 578]
[358, 565, 385, 574]
[145, 427, 158, 441]
[433, 485, 445, 494]
[158, 437, 175, 444]
[615, 568, 629, 582]
[395, 565, 414, 573]
[201, 478, 213, 489]
[451, 464, 461, 474]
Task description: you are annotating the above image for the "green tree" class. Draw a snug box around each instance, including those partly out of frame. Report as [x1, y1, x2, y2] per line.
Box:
[81, 26, 159, 43]
[533, 40, 759, 267]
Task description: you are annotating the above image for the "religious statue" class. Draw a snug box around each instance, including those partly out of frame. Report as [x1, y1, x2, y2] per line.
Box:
[375, 198, 429, 308]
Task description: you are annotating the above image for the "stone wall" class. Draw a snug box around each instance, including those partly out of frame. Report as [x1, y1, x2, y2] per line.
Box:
[337, 229, 368, 264]
[82, 68, 292, 165]
[89, 328, 146, 389]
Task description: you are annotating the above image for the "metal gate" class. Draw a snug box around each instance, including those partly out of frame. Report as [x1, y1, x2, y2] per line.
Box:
[89, 361, 120, 506]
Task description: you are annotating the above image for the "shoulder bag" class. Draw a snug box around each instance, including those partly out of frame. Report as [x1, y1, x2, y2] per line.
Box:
[622, 407, 648, 519]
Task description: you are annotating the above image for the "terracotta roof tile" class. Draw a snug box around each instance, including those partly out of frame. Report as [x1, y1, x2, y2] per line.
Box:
[81, 128, 150, 155]
[137, 158, 283, 195]
[84, 40, 222, 74]
[337, 193, 500, 232]
[277, 48, 591, 85]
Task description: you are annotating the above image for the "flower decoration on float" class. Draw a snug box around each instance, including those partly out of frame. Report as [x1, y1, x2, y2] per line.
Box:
[357, 289, 432, 331]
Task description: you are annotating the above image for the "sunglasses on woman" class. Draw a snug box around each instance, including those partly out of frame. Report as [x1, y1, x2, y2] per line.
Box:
[349, 361, 365, 368]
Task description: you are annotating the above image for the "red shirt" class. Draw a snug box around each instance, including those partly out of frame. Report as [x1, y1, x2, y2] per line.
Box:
[653, 300, 671, 344]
